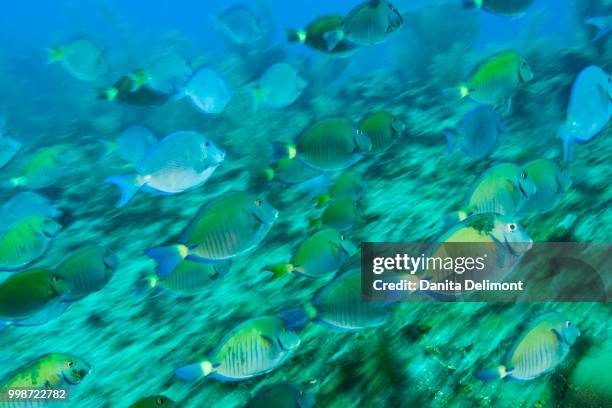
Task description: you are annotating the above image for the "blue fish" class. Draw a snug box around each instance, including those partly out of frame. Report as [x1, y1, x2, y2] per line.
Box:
[557, 65, 612, 161]
[444, 106, 506, 160]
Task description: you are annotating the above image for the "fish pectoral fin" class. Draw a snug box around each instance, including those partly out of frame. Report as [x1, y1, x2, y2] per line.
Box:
[323, 29, 344, 51]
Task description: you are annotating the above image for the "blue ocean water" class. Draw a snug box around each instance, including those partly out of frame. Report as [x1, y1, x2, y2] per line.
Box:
[0, 0, 610, 407]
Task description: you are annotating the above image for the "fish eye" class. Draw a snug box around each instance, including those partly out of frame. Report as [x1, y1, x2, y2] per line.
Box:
[157, 397, 164, 405]
[608, 77, 611, 83]
[505, 223, 517, 233]
[52, 275, 59, 282]
[356, 129, 363, 135]
[254, 199, 262, 206]
[65, 361, 74, 368]
[392, 115, 397, 121]
[340, 235, 345, 240]
[565, 320, 571, 328]
[521, 171, 528, 179]
[205, 141, 210, 147]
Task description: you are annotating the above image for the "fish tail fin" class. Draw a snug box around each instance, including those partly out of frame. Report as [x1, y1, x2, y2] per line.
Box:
[287, 29, 307, 44]
[250, 167, 275, 192]
[262, 263, 294, 280]
[133, 274, 159, 297]
[0, 176, 24, 189]
[323, 29, 344, 51]
[145, 245, 189, 278]
[443, 210, 469, 226]
[45, 47, 63, 64]
[462, 0, 483, 9]
[314, 194, 332, 208]
[279, 303, 318, 330]
[475, 365, 508, 381]
[175, 361, 214, 382]
[104, 174, 144, 207]
[97, 87, 119, 102]
[557, 124, 574, 161]
[586, 17, 611, 41]
[443, 127, 460, 154]
[443, 85, 470, 101]
[271, 142, 297, 163]
[100, 140, 118, 156]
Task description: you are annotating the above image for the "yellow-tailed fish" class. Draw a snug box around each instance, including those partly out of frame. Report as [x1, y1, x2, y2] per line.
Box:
[309, 197, 360, 231]
[475, 312, 580, 380]
[359, 111, 405, 154]
[147, 192, 278, 276]
[314, 172, 366, 208]
[97, 75, 171, 107]
[54, 245, 119, 301]
[287, 15, 359, 57]
[0, 216, 61, 271]
[445, 51, 533, 106]
[46, 39, 107, 81]
[263, 229, 356, 279]
[1, 146, 66, 189]
[445, 163, 537, 224]
[247, 383, 315, 408]
[273, 118, 371, 172]
[519, 159, 571, 214]
[175, 316, 300, 382]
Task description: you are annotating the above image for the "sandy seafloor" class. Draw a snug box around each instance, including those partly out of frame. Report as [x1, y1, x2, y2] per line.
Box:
[0, 3, 611, 407]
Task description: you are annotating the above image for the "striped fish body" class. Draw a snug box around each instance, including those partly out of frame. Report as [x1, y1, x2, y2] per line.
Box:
[314, 269, 392, 331]
[291, 229, 354, 278]
[159, 261, 225, 295]
[329, 172, 365, 200]
[297, 118, 368, 171]
[321, 198, 359, 231]
[20, 147, 64, 189]
[481, 0, 534, 16]
[0, 216, 60, 271]
[358, 111, 402, 154]
[209, 316, 298, 381]
[466, 51, 531, 105]
[54, 246, 118, 301]
[504, 313, 579, 380]
[463, 163, 528, 216]
[0, 269, 59, 320]
[181, 192, 276, 261]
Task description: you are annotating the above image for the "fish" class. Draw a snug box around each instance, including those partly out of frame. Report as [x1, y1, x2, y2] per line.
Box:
[98, 75, 172, 107]
[314, 172, 366, 208]
[0, 216, 62, 271]
[445, 163, 537, 223]
[46, 39, 108, 81]
[444, 105, 505, 160]
[175, 315, 300, 382]
[419, 213, 532, 297]
[281, 267, 394, 332]
[273, 118, 371, 172]
[287, 15, 359, 57]
[463, 0, 534, 17]
[128, 395, 176, 408]
[518, 159, 571, 214]
[135, 260, 229, 297]
[0, 129, 21, 170]
[215, 6, 263, 45]
[359, 111, 405, 154]
[104, 126, 157, 166]
[0, 268, 70, 324]
[134, 53, 192, 94]
[475, 312, 580, 380]
[179, 67, 233, 115]
[247, 382, 315, 408]
[324, 0, 404, 49]
[309, 197, 360, 231]
[1, 146, 67, 189]
[251, 63, 308, 111]
[1, 353, 90, 389]
[557, 65, 612, 161]
[263, 229, 356, 279]
[0, 192, 62, 230]
[147, 192, 278, 276]
[445, 51, 533, 107]
[586, 15, 612, 41]
[54, 245, 119, 301]
[105, 131, 225, 207]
